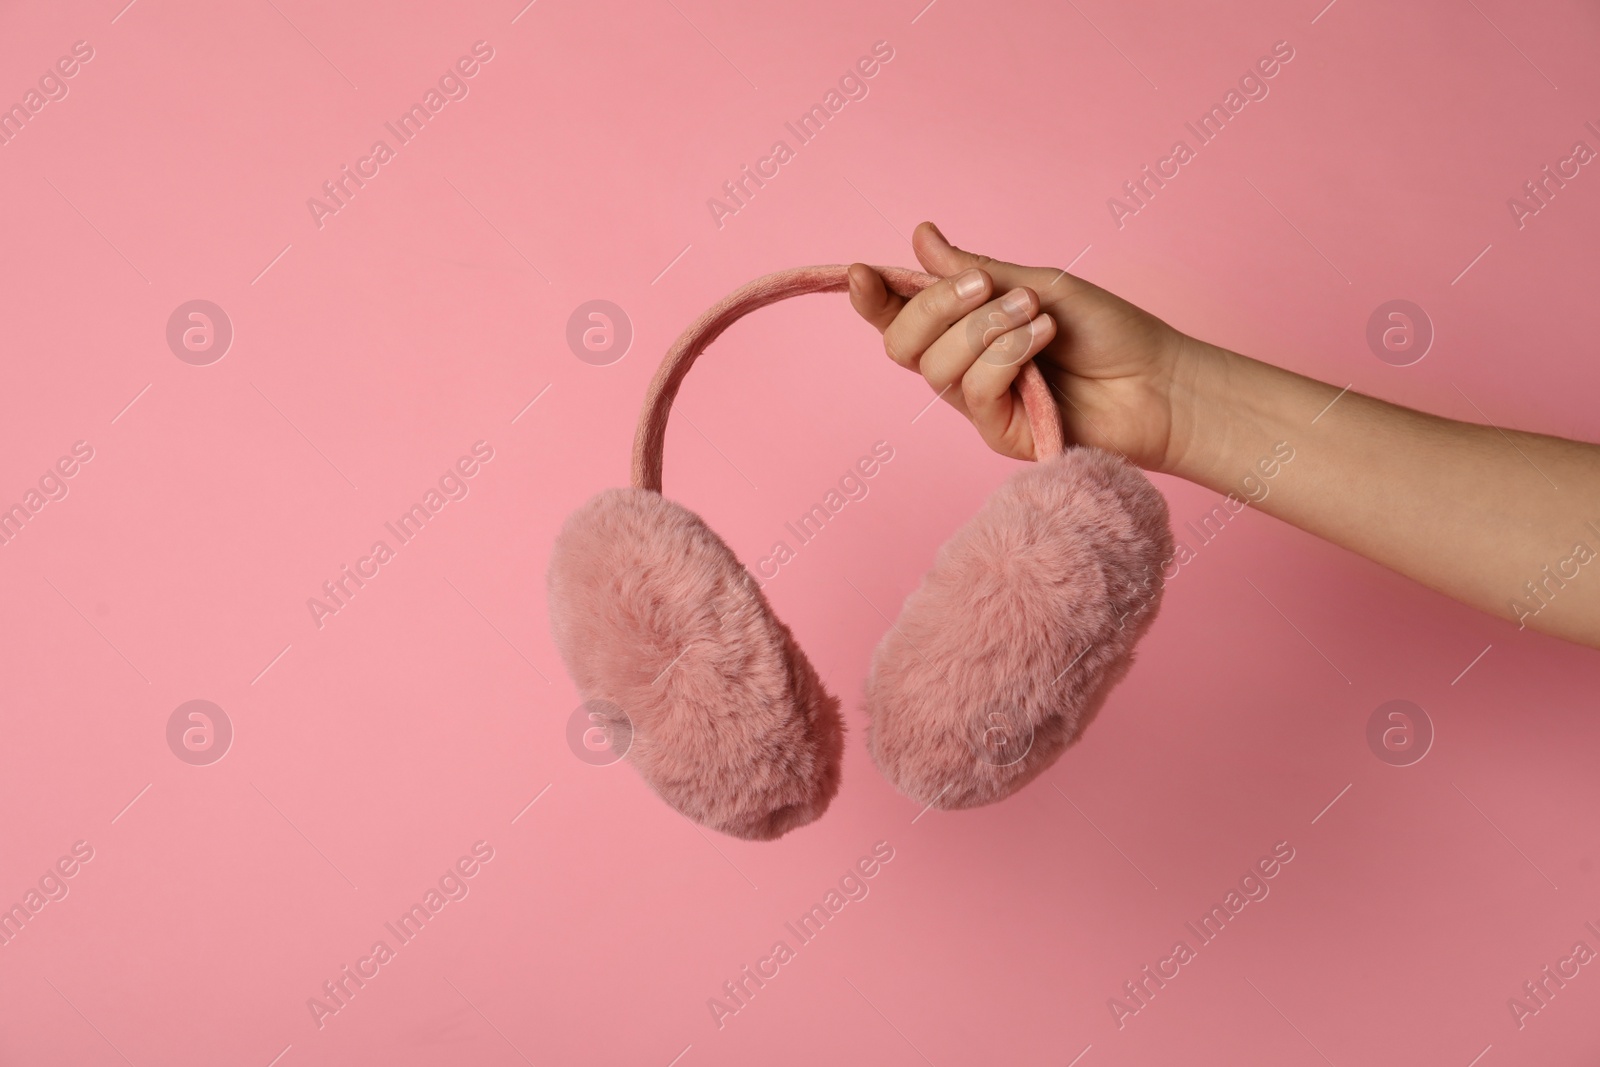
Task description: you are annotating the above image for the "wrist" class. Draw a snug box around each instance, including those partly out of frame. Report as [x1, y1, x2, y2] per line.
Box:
[1154, 333, 1239, 484]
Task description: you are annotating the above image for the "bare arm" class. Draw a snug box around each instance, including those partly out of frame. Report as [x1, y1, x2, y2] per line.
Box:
[1166, 338, 1600, 645]
[849, 223, 1600, 649]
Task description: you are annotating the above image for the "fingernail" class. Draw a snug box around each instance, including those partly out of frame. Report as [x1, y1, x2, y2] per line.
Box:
[954, 269, 985, 299]
[1000, 287, 1031, 314]
[927, 222, 947, 243]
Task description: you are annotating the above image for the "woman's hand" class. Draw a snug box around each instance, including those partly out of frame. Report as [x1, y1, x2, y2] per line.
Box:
[853, 221, 1600, 648]
[847, 221, 1190, 470]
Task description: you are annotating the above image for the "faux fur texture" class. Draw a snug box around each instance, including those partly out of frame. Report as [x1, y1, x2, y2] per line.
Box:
[865, 447, 1174, 810]
[547, 486, 843, 841]
[548, 264, 1172, 840]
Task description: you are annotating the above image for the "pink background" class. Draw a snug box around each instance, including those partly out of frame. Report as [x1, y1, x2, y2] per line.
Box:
[2, 0, 1598, 1064]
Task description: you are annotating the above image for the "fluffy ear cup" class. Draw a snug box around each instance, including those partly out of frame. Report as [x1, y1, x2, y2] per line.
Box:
[547, 487, 844, 841]
[865, 447, 1174, 810]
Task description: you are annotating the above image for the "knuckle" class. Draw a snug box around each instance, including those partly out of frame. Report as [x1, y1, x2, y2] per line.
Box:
[936, 279, 967, 315]
[986, 328, 1018, 361]
[960, 373, 990, 408]
[989, 324, 1035, 369]
[962, 311, 999, 355]
[883, 334, 913, 367]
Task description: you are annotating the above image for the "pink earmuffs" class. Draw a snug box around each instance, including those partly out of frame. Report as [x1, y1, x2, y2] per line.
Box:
[547, 265, 1173, 840]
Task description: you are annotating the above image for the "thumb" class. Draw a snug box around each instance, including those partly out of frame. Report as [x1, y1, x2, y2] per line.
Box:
[913, 221, 1051, 293]
[846, 261, 903, 334]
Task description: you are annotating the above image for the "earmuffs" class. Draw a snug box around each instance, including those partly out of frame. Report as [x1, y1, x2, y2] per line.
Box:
[547, 265, 1173, 840]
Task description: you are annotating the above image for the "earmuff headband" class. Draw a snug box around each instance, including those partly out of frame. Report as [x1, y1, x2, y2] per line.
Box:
[631, 265, 1065, 493]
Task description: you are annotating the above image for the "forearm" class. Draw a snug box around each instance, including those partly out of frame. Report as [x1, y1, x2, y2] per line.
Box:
[1161, 338, 1600, 647]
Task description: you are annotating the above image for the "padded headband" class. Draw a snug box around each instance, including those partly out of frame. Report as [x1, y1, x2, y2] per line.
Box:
[630, 265, 1066, 493]
[548, 260, 1173, 841]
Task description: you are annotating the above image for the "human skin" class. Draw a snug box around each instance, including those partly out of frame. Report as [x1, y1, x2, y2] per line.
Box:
[847, 222, 1600, 649]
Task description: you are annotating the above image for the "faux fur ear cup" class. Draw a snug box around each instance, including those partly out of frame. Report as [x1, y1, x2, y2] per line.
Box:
[545, 488, 843, 841]
[864, 448, 1174, 810]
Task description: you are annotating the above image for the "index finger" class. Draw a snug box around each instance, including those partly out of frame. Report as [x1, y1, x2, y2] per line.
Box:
[876, 267, 994, 372]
